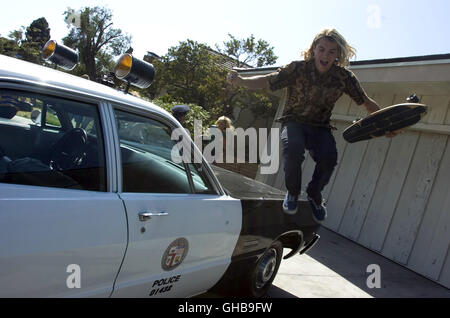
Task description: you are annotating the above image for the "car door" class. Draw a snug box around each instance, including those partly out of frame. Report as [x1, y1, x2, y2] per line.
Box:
[110, 106, 242, 298]
[0, 87, 127, 297]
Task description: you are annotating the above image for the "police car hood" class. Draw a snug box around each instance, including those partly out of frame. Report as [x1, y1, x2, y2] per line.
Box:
[211, 165, 284, 200]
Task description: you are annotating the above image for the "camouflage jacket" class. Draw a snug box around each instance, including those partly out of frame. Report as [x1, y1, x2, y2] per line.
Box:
[268, 60, 367, 127]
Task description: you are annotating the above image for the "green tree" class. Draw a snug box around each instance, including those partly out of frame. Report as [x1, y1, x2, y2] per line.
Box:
[20, 17, 51, 64]
[62, 6, 131, 80]
[140, 35, 280, 127]
[144, 38, 279, 126]
[214, 34, 279, 124]
[0, 36, 20, 58]
[8, 28, 25, 45]
[216, 33, 278, 68]
[149, 40, 229, 110]
[25, 18, 50, 49]
[0, 18, 50, 64]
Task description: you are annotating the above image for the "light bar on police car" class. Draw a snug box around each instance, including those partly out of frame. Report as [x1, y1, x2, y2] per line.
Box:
[114, 53, 155, 89]
[42, 40, 79, 71]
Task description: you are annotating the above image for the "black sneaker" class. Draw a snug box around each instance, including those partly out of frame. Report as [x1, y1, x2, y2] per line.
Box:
[307, 195, 327, 223]
[283, 192, 298, 215]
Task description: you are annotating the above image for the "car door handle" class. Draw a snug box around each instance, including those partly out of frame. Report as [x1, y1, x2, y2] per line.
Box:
[138, 211, 169, 222]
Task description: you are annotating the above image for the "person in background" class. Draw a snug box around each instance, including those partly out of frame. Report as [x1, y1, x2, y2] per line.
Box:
[215, 116, 234, 134]
[171, 105, 190, 125]
[210, 116, 236, 170]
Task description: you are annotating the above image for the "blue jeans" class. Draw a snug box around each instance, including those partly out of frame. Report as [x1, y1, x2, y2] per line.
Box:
[280, 121, 338, 197]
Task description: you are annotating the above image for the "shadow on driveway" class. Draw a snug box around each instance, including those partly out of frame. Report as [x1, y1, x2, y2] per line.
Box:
[268, 227, 450, 298]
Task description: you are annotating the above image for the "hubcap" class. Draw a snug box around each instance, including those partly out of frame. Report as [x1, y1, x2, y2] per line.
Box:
[255, 248, 277, 289]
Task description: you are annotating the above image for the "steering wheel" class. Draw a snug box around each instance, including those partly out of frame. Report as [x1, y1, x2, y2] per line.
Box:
[49, 128, 88, 171]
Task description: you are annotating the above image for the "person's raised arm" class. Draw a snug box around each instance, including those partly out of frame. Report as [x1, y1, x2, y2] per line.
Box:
[362, 95, 381, 114]
[227, 69, 270, 90]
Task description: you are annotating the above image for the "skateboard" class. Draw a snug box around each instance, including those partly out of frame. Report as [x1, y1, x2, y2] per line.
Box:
[343, 95, 427, 143]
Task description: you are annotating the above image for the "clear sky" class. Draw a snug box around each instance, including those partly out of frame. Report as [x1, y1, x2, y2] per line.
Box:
[1, 0, 449, 66]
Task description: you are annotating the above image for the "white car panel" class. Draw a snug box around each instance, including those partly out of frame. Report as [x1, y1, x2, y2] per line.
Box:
[0, 184, 127, 297]
[112, 194, 241, 297]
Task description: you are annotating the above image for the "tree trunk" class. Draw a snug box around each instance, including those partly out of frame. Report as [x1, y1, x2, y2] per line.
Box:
[83, 54, 96, 81]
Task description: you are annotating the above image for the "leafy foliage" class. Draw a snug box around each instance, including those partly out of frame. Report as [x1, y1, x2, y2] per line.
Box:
[147, 40, 228, 110]
[22, 18, 51, 64]
[151, 98, 212, 136]
[144, 38, 278, 127]
[62, 6, 131, 80]
[216, 34, 278, 68]
[25, 18, 51, 50]
[0, 37, 20, 58]
[0, 18, 50, 65]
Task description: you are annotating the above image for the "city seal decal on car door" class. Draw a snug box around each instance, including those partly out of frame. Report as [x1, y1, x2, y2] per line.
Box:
[161, 238, 189, 271]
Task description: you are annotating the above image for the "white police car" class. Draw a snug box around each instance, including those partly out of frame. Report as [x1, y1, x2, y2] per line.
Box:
[0, 42, 319, 298]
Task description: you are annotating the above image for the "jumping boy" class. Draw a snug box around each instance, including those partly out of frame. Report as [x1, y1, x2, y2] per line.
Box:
[227, 28, 395, 222]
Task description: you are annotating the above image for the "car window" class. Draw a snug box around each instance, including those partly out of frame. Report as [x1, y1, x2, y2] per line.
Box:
[0, 93, 42, 127]
[115, 109, 190, 193]
[114, 109, 216, 194]
[187, 162, 216, 194]
[0, 89, 106, 191]
[46, 104, 62, 129]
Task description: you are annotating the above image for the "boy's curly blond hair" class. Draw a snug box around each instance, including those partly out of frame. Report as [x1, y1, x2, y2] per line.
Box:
[302, 28, 356, 67]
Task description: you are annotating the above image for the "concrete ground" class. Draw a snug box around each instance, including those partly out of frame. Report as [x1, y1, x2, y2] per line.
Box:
[267, 227, 450, 298]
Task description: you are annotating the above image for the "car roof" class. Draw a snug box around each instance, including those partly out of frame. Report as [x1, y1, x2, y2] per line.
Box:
[0, 54, 171, 119]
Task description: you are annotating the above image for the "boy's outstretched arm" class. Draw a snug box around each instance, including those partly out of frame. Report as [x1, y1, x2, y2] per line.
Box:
[363, 95, 381, 114]
[227, 70, 270, 90]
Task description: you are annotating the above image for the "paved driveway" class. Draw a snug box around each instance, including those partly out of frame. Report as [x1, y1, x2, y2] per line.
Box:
[267, 227, 450, 298]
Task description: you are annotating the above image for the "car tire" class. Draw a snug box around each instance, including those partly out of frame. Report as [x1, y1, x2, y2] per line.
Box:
[242, 240, 283, 298]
